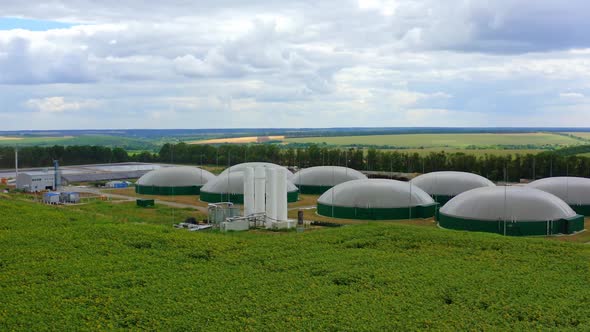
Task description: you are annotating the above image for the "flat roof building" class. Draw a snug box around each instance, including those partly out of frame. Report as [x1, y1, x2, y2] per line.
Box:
[16, 172, 55, 192]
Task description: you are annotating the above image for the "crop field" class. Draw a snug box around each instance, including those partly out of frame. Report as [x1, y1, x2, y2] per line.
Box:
[191, 136, 285, 144]
[567, 132, 590, 140]
[378, 148, 541, 156]
[284, 133, 581, 148]
[0, 135, 158, 151]
[1, 195, 589, 330]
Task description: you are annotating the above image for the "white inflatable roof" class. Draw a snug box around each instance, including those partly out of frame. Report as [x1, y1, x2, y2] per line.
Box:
[219, 162, 293, 179]
[201, 171, 298, 194]
[527, 177, 590, 205]
[317, 179, 434, 208]
[440, 186, 577, 222]
[292, 166, 367, 186]
[137, 167, 215, 187]
[411, 171, 495, 196]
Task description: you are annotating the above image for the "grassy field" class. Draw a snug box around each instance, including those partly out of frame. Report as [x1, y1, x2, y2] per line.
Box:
[1, 194, 589, 330]
[0, 135, 157, 150]
[379, 148, 542, 156]
[285, 133, 581, 148]
[191, 136, 285, 144]
[566, 132, 590, 140]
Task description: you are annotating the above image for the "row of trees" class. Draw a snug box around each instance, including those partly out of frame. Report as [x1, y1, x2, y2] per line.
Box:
[0, 146, 158, 168]
[2, 143, 590, 182]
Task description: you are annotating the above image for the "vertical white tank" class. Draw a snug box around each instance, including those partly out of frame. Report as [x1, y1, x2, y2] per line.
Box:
[243, 167, 255, 216]
[265, 168, 277, 227]
[254, 167, 266, 214]
[276, 168, 288, 222]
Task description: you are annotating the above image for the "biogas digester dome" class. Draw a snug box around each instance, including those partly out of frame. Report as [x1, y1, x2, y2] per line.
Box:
[438, 186, 584, 236]
[410, 171, 495, 204]
[219, 162, 294, 179]
[527, 177, 590, 216]
[317, 179, 437, 220]
[200, 171, 299, 204]
[135, 166, 216, 195]
[292, 166, 367, 194]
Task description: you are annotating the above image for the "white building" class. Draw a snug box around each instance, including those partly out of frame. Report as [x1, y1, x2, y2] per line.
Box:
[16, 172, 55, 192]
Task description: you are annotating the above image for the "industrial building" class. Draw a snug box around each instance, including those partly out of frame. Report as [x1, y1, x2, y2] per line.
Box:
[200, 171, 299, 204]
[317, 179, 437, 220]
[410, 171, 495, 204]
[219, 162, 294, 179]
[135, 166, 215, 195]
[16, 171, 55, 192]
[527, 177, 590, 216]
[292, 166, 367, 194]
[438, 186, 584, 236]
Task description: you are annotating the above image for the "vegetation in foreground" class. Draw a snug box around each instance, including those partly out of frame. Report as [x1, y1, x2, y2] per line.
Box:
[1, 196, 589, 330]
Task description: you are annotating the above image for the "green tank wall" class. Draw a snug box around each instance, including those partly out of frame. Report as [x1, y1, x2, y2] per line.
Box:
[135, 185, 202, 195]
[437, 213, 585, 236]
[316, 203, 438, 220]
[570, 204, 590, 217]
[297, 185, 332, 195]
[431, 195, 453, 205]
[200, 191, 299, 204]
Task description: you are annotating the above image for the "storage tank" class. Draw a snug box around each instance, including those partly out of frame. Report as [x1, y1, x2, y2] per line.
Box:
[135, 166, 215, 195]
[219, 162, 294, 179]
[200, 171, 299, 204]
[527, 177, 590, 216]
[317, 179, 437, 220]
[411, 171, 495, 204]
[292, 166, 367, 194]
[438, 186, 584, 236]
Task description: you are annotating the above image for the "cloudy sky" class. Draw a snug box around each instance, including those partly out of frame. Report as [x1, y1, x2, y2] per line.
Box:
[1, 0, 589, 130]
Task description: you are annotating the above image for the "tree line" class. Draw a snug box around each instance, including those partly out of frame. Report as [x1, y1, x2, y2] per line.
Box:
[2, 143, 590, 182]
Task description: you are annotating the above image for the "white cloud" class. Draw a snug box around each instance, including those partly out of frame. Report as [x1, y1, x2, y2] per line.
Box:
[25, 97, 100, 113]
[0, 0, 589, 129]
[559, 92, 585, 99]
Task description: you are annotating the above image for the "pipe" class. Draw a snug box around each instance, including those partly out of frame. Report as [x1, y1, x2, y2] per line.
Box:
[244, 167, 255, 217]
[265, 168, 277, 228]
[254, 167, 266, 214]
[276, 168, 288, 222]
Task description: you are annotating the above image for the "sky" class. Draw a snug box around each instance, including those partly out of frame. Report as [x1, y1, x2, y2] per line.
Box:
[1, 0, 589, 130]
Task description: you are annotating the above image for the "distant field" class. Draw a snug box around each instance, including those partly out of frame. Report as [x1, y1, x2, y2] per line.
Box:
[191, 135, 285, 144]
[380, 148, 541, 156]
[0, 136, 24, 141]
[0, 135, 157, 150]
[567, 132, 590, 140]
[284, 133, 580, 148]
[0, 136, 74, 144]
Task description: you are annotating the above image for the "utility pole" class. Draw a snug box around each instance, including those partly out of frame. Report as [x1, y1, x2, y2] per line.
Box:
[15, 146, 19, 179]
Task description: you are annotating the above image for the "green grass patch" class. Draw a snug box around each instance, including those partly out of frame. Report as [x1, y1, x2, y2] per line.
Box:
[285, 133, 581, 149]
[0, 197, 589, 330]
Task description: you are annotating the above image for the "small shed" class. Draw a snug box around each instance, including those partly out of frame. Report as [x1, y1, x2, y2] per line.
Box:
[60, 192, 81, 204]
[106, 181, 129, 188]
[43, 192, 61, 205]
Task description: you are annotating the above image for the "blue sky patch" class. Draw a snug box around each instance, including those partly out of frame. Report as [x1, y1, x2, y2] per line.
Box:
[0, 17, 74, 31]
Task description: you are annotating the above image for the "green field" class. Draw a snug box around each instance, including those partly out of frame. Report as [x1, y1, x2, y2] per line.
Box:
[285, 133, 581, 148]
[0, 135, 158, 151]
[379, 148, 542, 156]
[1, 195, 589, 330]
